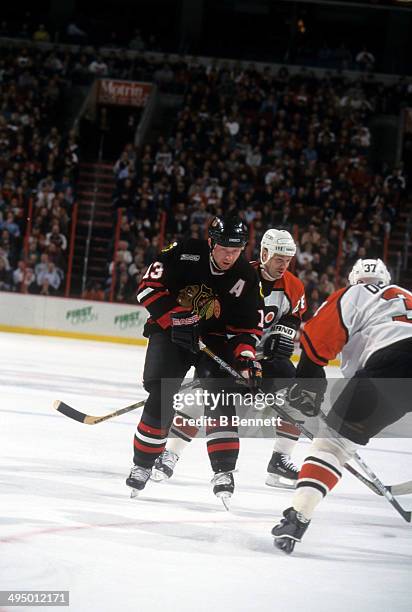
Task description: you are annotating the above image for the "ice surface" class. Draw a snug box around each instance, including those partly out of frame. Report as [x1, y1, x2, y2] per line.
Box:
[1, 332, 411, 612]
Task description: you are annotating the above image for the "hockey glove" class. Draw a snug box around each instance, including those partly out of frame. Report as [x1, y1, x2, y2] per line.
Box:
[263, 323, 296, 360]
[235, 352, 262, 390]
[171, 311, 200, 354]
[287, 379, 327, 417]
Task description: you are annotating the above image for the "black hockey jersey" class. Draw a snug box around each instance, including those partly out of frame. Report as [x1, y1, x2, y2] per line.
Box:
[137, 239, 264, 358]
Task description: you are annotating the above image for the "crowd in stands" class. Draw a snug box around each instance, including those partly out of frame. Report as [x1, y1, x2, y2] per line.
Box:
[0, 41, 409, 310]
[0, 11, 410, 76]
[0, 18, 165, 57]
[0, 44, 79, 296]
[293, 43, 380, 73]
[106, 64, 408, 314]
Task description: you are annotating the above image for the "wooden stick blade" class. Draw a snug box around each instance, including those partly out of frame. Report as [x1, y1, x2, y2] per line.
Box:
[389, 481, 412, 496]
[53, 399, 145, 425]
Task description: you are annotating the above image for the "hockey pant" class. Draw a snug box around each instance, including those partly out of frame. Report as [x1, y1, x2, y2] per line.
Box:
[133, 332, 239, 473]
[292, 338, 412, 519]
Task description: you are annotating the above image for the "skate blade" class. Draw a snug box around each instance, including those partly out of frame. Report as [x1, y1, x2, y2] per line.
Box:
[220, 497, 231, 511]
[150, 469, 169, 482]
[129, 488, 140, 499]
[265, 473, 297, 489]
[215, 491, 232, 511]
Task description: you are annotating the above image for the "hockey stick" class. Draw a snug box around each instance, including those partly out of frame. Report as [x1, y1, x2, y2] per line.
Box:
[199, 342, 412, 521]
[342, 464, 412, 497]
[351, 453, 411, 522]
[54, 398, 147, 425]
[52, 349, 269, 426]
[385, 480, 412, 496]
[53, 378, 201, 425]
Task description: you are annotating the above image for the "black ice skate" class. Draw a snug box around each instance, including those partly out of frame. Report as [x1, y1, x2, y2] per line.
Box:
[266, 452, 299, 489]
[211, 471, 234, 511]
[271, 507, 311, 554]
[126, 465, 152, 498]
[151, 450, 179, 482]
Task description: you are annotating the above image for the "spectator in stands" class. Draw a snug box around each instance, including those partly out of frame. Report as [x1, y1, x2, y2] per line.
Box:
[1, 213, 21, 238]
[88, 56, 109, 76]
[13, 261, 34, 293]
[67, 22, 88, 44]
[355, 46, 375, 71]
[36, 261, 62, 293]
[45, 223, 67, 253]
[384, 167, 406, 194]
[17, 22, 31, 40]
[114, 270, 133, 302]
[34, 253, 49, 278]
[0, 258, 12, 291]
[32, 24, 50, 43]
[0, 230, 16, 268]
[301, 224, 321, 248]
[129, 29, 145, 52]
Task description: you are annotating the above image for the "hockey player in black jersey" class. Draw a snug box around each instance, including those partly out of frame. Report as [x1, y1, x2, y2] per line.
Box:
[126, 216, 263, 500]
[152, 229, 307, 489]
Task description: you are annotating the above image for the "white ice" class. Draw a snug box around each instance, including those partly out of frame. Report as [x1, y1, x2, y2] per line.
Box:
[1, 332, 411, 612]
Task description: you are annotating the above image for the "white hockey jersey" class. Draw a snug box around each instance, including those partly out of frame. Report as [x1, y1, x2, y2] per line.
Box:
[251, 264, 307, 348]
[301, 283, 412, 377]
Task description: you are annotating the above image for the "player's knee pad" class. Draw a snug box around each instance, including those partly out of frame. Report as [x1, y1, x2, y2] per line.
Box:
[312, 437, 357, 466]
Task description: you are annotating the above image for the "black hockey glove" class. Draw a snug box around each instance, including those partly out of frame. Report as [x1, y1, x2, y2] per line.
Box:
[263, 323, 297, 360]
[235, 354, 262, 390]
[171, 311, 200, 354]
[263, 316, 299, 360]
[287, 379, 327, 417]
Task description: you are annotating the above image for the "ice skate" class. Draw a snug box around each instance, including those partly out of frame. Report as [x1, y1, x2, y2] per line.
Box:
[211, 471, 234, 510]
[126, 465, 152, 498]
[151, 450, 179, 482]
[271, 507, 311, 554]
[266, 452, 299, 489]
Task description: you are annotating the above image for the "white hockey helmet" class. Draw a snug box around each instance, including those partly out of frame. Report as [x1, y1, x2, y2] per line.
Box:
[348, 258, 391, 286]
[260, 229, 296, 264]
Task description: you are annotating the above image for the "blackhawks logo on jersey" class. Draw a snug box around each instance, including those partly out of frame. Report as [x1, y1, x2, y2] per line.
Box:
[177, 284, 221, 320]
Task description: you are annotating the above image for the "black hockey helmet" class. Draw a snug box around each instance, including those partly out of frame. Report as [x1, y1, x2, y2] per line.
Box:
[208, 215, 249, 248]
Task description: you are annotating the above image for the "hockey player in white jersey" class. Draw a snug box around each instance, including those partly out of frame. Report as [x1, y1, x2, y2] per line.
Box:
[272, 258, 412, 553]
[152, 229, 307, 490]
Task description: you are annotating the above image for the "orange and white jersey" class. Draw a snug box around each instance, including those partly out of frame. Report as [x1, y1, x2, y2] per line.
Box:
[251, 263, 307, 347]
[301, 283, 412, 377]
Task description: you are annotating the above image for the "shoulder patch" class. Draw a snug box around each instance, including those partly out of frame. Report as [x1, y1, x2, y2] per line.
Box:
[161, 241, 177, 253]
